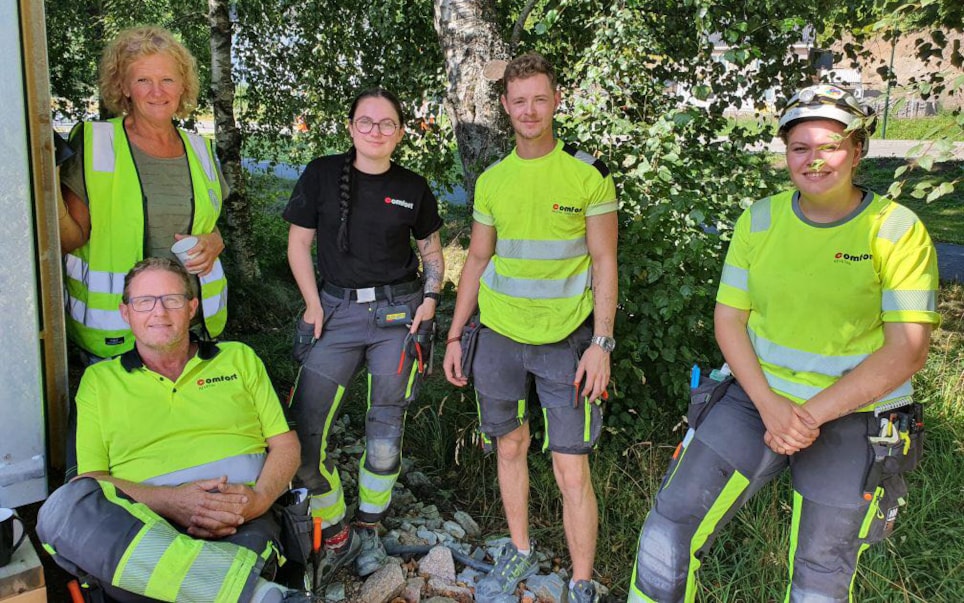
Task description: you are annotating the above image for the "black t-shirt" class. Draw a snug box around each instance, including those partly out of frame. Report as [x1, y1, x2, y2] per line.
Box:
[283, 154, 443, 288]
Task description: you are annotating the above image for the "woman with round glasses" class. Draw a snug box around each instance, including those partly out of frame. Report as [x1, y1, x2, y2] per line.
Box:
[283, 88, 444, 587]
[628, 84, 940, 602]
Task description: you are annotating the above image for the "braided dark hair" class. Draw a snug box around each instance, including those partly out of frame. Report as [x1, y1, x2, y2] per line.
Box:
[337, 147, 356, 253]
[336, 88, 405, 254]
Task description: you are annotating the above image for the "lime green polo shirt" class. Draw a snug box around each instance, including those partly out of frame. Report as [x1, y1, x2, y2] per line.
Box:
[76, 341, 290, 484]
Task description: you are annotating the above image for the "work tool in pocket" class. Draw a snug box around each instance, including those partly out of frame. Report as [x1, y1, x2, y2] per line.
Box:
[292, 319, 316, 364]
[459, 314, 483, 379]
[273, 487, 312, 566]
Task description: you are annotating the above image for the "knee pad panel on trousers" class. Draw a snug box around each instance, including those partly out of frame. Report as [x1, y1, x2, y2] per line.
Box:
[789, 494, 869, 603]
[365, 437, 401, 474]
[365, 400, 407, 440]
[633, 438, 754, 603]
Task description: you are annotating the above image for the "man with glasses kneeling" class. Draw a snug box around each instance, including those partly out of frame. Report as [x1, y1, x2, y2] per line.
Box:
[38, 258, 311, 602]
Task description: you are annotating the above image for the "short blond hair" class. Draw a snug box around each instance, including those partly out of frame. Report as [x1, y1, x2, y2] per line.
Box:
[99, 26, 200, 119]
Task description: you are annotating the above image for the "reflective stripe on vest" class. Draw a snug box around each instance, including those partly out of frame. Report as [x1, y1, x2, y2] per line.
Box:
[720, 263, 748, 292]
[65, 118, 225, 357]
[750, 197, 771, 233]
[142, 453, 265, 487]
[763, 367, 913, 404]
[877, 205, 917, 243]
[748, 327, 868, 377]
[481, 261, 591, 300]
[882, 289, 936, 313]
[495, 237, 588, 260]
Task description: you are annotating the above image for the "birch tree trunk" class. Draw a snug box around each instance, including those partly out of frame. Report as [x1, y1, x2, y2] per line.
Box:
[434, 0, 510, 207]
[209, 0, 259, 280]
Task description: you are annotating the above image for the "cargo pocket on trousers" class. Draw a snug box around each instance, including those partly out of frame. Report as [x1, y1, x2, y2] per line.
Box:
[862, 473, 909, 544]
[292, 318, 316, 364]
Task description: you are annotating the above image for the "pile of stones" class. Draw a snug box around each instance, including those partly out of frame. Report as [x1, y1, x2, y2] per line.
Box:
[315, 416, 610, 603]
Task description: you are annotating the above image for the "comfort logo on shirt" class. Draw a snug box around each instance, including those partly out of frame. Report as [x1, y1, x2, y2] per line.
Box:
[385, 196, 414, 210]
[834, 252, 873, 264]
[552, 203, 583, 215]
[196, 373, 239, 389]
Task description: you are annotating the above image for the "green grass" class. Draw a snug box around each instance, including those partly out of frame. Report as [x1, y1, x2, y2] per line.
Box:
[726, 112, 964, 143]
[873, 112, 964, 142]
[766, 157, 964, 245]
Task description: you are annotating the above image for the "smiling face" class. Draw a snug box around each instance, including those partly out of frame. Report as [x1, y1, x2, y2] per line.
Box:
[348, 96, 404, 171]
[120, 267, 197, 353]
[785, 119, 861, 204]
[501, 73, 560, 147]
[122, 53, 184, 124]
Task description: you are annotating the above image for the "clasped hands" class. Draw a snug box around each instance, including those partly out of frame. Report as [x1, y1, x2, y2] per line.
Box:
[759, 393, 821, 455]
[167, 476, 270, 540]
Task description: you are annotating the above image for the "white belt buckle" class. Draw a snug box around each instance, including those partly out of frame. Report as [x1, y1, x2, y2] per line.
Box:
[356, 287, 376, 303]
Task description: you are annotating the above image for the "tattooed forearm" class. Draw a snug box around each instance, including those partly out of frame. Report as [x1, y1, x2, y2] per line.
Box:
[418, 231, 444, 294]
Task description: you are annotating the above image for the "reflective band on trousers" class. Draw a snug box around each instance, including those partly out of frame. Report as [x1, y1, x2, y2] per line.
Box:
[310, 486, 346, 528]
[142, 453, 265, 488]
[882, 289, 936, 313]
[481, 262, 591, 300]
[114, 519, 256, 601]
[495, 237, 588, 261]
[358, 467, 396, 515]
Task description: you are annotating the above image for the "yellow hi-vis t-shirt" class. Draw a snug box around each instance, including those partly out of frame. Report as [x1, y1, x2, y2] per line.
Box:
[716, 189, 940, 406]
[473, 140, 617, 344]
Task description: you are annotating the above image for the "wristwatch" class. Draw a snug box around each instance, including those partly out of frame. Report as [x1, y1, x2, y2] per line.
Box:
[591, 335, 616, 353]
[424, 292, 441, 302]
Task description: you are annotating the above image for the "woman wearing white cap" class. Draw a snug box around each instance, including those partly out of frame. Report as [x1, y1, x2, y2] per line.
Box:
[627, 85, 941, 602]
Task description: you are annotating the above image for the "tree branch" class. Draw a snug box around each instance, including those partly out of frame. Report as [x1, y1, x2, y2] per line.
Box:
[509, 0, 540, 55]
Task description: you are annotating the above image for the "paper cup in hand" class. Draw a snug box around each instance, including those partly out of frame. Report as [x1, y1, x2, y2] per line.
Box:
[171, 236, 199, 271]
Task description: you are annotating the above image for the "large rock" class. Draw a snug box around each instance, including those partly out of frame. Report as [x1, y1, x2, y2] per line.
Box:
[426, 577, 474, 603]
[452, 511, 480, 538]
[527, 573, 566, 603]
[359, 561, 407, 603]
[418, 545, 456, 582]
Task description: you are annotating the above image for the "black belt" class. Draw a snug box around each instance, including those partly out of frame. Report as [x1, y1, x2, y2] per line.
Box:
[322, 279, 422, 302]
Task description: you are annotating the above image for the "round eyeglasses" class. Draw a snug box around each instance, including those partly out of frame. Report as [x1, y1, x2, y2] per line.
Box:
[352, 117, 399, 136]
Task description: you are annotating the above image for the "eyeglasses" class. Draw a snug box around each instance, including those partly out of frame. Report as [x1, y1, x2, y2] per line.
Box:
[352, 117, 399, 136]
[125, 294, 190, 312]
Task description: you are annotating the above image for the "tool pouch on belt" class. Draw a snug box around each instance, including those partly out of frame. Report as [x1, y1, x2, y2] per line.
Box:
[686, 374, 735, 430]
[460, 314, 483, 379]
[861, 403, 924, 544]
[273, 488, 312, 566]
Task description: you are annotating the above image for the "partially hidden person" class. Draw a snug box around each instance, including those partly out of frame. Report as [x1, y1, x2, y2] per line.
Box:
[283, 87, 444, 588]
[442, 53, 618, 603]
[628, 84, 940, 602]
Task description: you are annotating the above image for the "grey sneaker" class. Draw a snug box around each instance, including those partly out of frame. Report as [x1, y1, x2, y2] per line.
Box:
[312, 528, 361, 591]
[474, 541, 539, 602]
[568, 580, 598, 603]
[354, 526, 388, 577]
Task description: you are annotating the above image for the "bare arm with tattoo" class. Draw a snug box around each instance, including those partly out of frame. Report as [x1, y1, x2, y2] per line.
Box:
[411, 230, 444, 333]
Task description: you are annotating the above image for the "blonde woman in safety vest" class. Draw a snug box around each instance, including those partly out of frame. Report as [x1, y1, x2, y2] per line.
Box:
[58, 25, 228, 362]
